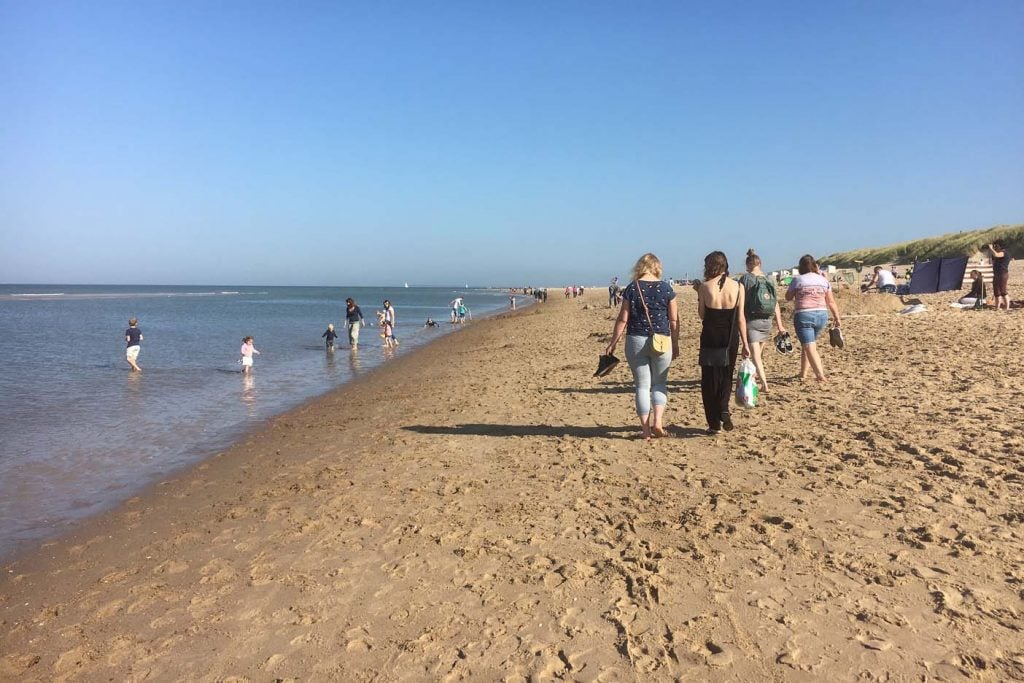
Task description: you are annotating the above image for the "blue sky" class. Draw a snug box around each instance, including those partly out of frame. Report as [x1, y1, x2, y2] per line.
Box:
[2, 1, 1022, 285]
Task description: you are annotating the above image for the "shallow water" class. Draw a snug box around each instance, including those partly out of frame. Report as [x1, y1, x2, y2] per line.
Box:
[0, 285, 523, 558]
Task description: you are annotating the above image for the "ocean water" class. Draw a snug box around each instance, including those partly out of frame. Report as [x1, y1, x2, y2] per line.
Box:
[0, 285, 523, 558]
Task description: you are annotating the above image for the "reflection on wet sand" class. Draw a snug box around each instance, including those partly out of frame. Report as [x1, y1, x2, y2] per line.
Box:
[241, 373, 256, 417]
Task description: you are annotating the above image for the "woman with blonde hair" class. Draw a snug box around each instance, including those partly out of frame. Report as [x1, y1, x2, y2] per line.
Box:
[785, 254, 841, 382]
[605, 253, 679, 440]
[698, 251, 750, 435]
[737, 249, 787, 394]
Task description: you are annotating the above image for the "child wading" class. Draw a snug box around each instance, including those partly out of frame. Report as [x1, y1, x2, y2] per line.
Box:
[125, 318, 143, 372]
[322, 323, 339, 350]
[240, 336, 260, 373]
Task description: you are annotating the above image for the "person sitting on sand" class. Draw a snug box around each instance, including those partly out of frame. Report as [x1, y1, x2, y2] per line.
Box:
[698, 251, 749, 435]
[958, 270, 986, 307]
[604, 253, 679, 441]
[786, 255, 842, 382]
[862, 266, 897, 294]
[737, 249, 787, 394]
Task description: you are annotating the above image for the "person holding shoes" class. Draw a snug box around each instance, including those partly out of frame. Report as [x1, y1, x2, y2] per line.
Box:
[604, 253, 679, 441]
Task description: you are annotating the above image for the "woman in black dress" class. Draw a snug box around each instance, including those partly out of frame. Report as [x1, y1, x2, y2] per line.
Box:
[697, 251, 750, 435]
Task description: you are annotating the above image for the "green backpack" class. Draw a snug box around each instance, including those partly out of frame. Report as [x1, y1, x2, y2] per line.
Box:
[744, 275, 777, 319]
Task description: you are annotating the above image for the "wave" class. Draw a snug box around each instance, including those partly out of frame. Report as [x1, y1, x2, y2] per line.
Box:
[2, 291, 247, 302]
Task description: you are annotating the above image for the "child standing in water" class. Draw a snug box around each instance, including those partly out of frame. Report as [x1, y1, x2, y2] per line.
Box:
[124, 317, 143, 372]
[240, 336, 260, 373]
[322, 323, 339, 350]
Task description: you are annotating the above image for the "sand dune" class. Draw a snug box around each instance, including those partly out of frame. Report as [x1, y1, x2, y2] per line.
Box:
[2, 269, 1023, 681]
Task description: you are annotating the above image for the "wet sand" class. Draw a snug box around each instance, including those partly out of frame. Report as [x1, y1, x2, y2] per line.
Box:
[2, 271, 1023, 681]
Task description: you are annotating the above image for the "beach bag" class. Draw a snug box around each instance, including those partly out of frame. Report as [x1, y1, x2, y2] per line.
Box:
[746, 275, 777, 319]
[734, 358, 758, 408]
[635, 281, 671, 355]
[651, 333, 671, 354]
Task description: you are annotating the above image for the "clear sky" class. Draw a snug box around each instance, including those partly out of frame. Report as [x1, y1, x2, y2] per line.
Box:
[2, 1, 1022, 286]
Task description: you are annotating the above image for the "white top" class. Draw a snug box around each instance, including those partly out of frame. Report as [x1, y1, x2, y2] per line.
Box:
[876, 269, 896, 288]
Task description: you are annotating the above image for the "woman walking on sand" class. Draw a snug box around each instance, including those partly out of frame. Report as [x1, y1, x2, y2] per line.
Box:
[737, 249, 787, 394]
[785, 254, 842, 382]
[605, 253, 679, 440]
[698, 251, 750, 435]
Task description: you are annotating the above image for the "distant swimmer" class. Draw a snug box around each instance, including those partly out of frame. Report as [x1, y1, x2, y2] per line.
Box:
[124, 317, 143, 372]
[344, 298, 366, 348]
[322, 323, 339, 351]
[425, 317, 440, 328]
[240, 335, 260, 373]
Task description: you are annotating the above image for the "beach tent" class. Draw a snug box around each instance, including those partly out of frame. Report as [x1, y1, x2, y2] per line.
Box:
[908, 257, 968, 294]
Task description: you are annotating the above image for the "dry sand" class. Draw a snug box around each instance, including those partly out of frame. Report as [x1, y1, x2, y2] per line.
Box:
[2, 270, 1024, 682]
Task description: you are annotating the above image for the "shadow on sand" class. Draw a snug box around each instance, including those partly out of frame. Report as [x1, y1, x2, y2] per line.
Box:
[403, 422, 710, 440]
[547, 379, 701, 395]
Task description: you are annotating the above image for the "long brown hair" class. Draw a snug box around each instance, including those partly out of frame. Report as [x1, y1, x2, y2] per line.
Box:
[704, 251, 729, 286]
[797, 254, 818, 275]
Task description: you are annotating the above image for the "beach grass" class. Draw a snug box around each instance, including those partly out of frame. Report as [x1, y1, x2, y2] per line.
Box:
[819, 223, 1024, 267]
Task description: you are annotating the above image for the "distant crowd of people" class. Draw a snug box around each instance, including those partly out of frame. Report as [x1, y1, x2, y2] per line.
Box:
[121, 292, 508, 373]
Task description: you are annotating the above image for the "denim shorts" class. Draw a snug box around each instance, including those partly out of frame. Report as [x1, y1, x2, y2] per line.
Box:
[793, 309, 828, 345]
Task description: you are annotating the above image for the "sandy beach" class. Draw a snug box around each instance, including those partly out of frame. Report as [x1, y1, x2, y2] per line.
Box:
[2, 271, 1024, 681]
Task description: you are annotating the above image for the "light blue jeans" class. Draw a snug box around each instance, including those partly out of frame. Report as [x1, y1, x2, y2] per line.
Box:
[624, 335, 671, 417]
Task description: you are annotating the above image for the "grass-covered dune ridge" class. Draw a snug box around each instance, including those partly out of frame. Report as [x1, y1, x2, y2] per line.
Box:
[820, 224, 1024, 267]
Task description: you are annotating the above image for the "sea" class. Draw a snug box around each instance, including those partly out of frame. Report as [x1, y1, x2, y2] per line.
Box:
[0, 284, 524, 559]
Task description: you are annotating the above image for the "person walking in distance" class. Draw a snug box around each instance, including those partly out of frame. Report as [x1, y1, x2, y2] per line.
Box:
[737, 249, 787, 394]
[786, 254, 842, 382]
[382, 300, 398, 346]
[124, 318, 143, 372]
[344, 298, 366, 348]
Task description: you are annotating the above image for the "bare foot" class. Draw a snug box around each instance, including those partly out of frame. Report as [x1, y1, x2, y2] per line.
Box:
[652, 426, 669, 438]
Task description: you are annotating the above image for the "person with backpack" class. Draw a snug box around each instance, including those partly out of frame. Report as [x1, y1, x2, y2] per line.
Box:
[737, 249, 788, 394]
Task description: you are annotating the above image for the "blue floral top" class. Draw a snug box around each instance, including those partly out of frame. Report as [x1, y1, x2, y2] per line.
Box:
[623, 280, 676, 336]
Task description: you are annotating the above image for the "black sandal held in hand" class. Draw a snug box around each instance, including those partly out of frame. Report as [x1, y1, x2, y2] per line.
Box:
[594, 353, 620, 378]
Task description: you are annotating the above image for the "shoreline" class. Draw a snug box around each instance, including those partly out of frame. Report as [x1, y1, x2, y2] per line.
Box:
[2, 285, 1023, 680]
[0, 300, 539, 573]
[0, 293, 532, 563]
